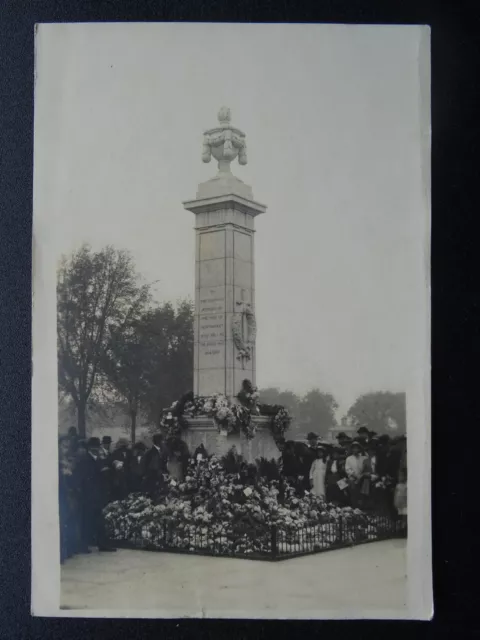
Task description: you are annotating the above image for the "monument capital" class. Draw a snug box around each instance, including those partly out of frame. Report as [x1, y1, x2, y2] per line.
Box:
[198, 107, 254, 200]
[202, 107, 248, 176]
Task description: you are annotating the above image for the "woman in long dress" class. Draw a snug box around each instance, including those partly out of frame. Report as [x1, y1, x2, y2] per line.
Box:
[326, 446, 349, 505]
[309, 446, 328, 499]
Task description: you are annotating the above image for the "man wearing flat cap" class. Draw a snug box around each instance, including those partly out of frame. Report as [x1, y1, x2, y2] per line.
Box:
[76, 437, 116, 552]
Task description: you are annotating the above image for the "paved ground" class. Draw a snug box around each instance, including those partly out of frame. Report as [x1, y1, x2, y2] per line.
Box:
[61, 539, 407, 618]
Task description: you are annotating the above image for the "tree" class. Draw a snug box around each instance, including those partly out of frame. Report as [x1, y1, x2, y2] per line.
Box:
[57, 245, 151, 438]
[141, 300, 194, 428]
[299, 388, 338, 437]
[100, 313, 156, 443]
[258, 388, 301, 419]
[257, 387, 302, 437]
[346, 391, 406, 435]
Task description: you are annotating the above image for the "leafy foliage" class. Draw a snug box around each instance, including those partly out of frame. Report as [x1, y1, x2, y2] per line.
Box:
[57, 245, 151, 437]
[299, 388, 338, 435]
[347, 391, 406, 434]
[140, 301, 194, 428]
[258, 387, 338, 438]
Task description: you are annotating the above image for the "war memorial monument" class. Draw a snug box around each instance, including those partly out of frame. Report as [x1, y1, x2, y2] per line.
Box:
[178, 107, 280, 461]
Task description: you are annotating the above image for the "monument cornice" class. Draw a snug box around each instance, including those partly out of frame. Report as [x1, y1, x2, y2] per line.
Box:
[183, 193, 266, 217]
[194, 222, 257, 233]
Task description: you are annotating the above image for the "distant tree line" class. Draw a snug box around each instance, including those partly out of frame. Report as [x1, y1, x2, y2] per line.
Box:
[257, 388, 406, 439]
[58, 245, 406, 441]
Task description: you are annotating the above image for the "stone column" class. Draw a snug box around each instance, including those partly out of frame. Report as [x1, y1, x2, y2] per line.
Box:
[183, 107, 266, 400]
[184, 193, 266, 399]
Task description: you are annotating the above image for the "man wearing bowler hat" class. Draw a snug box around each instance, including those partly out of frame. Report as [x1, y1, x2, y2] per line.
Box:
[99, 435, 112, 459]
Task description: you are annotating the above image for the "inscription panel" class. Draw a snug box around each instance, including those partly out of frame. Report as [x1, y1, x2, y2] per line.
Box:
[199, 313, 225, 342]
[197, 341, 226, 369]
[198, 286, 226, 314]
[197, 283, 227, 371]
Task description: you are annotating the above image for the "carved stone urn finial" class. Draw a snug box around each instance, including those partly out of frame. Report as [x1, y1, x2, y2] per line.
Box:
[218, 106, 231, 124]
[202, 107, 247, 175]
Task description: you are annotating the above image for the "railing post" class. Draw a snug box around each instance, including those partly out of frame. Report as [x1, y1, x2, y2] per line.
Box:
[338, 515, 343, 545]
[271, 525, 277, 560]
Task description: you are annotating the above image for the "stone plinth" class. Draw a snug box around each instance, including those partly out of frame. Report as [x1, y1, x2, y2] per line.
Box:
[183, 416, 279, 463]
[184, 194, 266, 400]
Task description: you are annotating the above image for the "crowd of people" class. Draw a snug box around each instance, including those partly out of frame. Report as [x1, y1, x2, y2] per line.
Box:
[58, 428, 189, 563]
[58, 425, 407, 563]
[277, 428, 407, 518]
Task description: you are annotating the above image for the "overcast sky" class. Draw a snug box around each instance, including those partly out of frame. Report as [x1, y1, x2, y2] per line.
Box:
[34, 23, 429, 415]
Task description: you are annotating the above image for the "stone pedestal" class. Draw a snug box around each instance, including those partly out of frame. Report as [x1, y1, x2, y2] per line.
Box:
[184, 192, 266, 399]
[183, 416, 279, 462]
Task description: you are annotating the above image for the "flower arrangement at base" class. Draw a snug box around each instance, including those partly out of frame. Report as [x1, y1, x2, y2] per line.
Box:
[160, 383, 291, 442]
[103, 454, 393, 557]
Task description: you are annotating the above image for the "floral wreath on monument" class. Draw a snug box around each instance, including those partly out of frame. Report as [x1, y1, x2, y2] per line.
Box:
[159, 380, 292, 441]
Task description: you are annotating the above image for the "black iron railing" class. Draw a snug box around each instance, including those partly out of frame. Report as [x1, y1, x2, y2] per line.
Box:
[106, 512, 405, 561]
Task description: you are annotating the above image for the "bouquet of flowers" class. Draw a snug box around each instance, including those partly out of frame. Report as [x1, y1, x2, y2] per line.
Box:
[272, 407, 292, 437]
[374, 475, 395, 490]
[160, 412, 182, 438]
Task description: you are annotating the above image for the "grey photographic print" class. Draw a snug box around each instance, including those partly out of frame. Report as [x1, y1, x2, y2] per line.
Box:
[32, 22, 431, 619]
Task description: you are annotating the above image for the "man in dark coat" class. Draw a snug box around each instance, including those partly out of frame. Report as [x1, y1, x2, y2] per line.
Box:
[99, 435, 112, 460]
[97, 435, 114, 503]
[128, 442, 147, 493]
[375, 435, 402, 514]
[76, 437, 116, 552]
[110, 438, 132, 501]
[280, 440, 302, 489]
[143, 434, 168, 496]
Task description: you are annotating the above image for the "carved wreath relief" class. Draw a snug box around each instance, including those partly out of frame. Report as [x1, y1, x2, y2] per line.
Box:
[232, 301, 257, 366]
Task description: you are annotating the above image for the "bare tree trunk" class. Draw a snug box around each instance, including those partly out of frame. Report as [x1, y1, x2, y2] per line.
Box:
[130, 411, 137, 444]
[77, 402, 87, 439]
